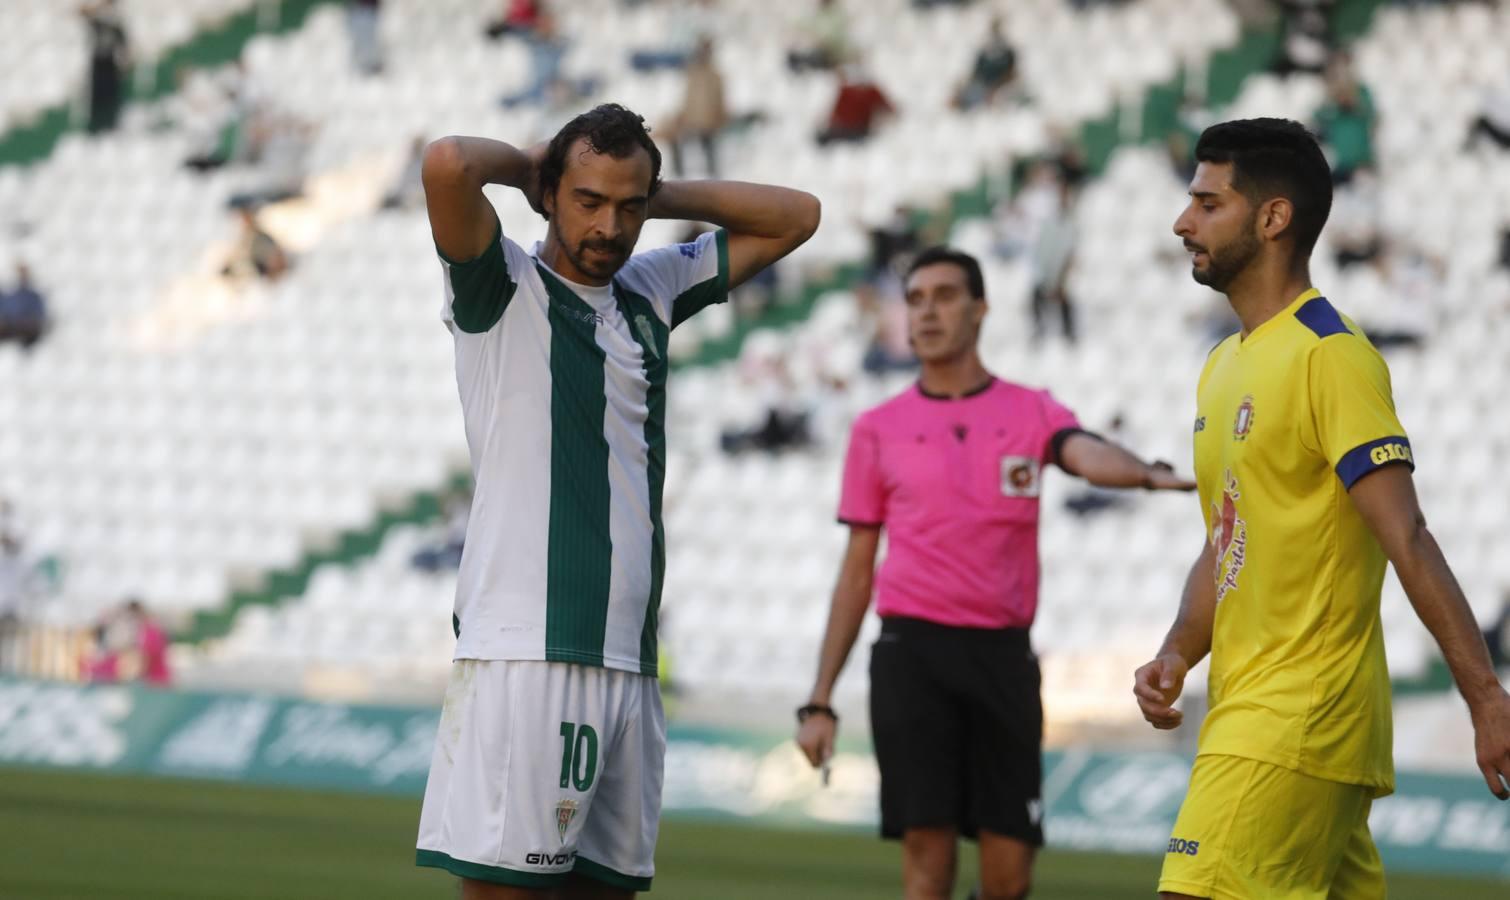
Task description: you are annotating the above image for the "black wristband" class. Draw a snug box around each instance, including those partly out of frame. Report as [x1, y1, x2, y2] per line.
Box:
[796, 703, 838, 724]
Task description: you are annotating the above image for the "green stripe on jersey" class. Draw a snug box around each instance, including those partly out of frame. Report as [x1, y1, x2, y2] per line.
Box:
[441, 217, 516, 334]
[538, 264, 613, 667]
[669, 228, 730, 329]
[613, 284, 669, 676]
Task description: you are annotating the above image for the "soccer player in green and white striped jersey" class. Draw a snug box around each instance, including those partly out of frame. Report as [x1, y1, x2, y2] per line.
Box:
[414, 104, 819, 899]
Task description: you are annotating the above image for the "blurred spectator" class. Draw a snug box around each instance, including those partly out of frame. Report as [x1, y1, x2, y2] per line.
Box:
[630, 0, 720, 71]
[223, 206, 289, 281]
[868, 205, 922, 276]
[787, 0, 852, 73]
[500, 11, 597, 108]
[721, 339, 812, 454]
[0, 530, 26, 625]
[177, 65, 244, 173]
[991, 159, 1063, 259]
[1465, 75, 1510, 152]
[816, 62, 894, 146]
[952, 17, 1018, 111]
[1165, 130, 1197, 184]
[229, 96, 316, 206]
[82, 0, 130, 133]
[857, 281, 917, 375]
[1029, 176, 1078, 344]
[382, 135, 428, 209]
[1314, 54, 1376, 185]
[1273, 0, 1336, 76]
[413, 491, 471, 572]
[1329, 168, 1382, 269]
[485, 0, 543, 41]
[1053, 138, 1089, 191]
[346, 0, 384, 76]
[1356, 240, 1442, 351]
[79, 624, 120, 683]
[666, 38, 728, 177]
[0, 263, 49, 350]
[122, 600, 172, 686]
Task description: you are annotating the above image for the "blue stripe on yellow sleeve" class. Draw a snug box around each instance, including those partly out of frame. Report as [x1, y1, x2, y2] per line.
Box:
[1295, 297, 1352, 339]
[1336, 436, 1414, 489]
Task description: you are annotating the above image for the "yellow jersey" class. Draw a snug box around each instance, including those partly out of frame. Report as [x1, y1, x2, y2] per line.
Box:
[1192, 288, 1411, 795]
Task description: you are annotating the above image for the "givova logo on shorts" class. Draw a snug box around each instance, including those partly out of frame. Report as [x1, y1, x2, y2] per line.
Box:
[525, 850, 578, 866]
[1166, 837, 1200, 856]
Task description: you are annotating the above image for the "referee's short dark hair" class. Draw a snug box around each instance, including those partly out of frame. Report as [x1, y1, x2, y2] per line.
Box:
[1194, 117, 1332, 258]
[906, 246, 986, 301]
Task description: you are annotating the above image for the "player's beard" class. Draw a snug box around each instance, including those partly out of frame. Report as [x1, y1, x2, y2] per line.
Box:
[1191, 214, 1261, 292]
[566, 236, 630, 280]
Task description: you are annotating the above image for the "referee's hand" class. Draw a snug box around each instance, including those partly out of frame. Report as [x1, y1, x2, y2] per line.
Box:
[796, 714, 837, 770]
[1133, 653, 1189, 730]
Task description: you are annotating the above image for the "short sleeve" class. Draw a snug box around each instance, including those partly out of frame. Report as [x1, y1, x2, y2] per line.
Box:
[1038, 389, 1082, 465]
[616, 229, 729, 329]
[1307, 336, 1413, 489]
[437, 214, 519, 334]
[837, 415, 885, 526]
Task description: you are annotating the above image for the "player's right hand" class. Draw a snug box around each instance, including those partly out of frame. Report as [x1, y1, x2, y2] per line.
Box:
[796, 713, 837, 768]
[1133, 653, 1189, 730]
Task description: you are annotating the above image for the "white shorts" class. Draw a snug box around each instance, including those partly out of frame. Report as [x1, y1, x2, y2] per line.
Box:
[416, 659, 665, 892]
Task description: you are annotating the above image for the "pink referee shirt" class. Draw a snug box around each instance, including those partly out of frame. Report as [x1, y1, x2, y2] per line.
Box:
[838, 378, 1080, 629]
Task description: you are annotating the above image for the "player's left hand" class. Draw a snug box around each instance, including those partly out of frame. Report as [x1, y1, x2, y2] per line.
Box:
[1470, 687, 1510, 800]
[1145, 461, 1197, 492]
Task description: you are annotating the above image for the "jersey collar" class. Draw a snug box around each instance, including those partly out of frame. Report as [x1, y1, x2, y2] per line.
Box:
[1240, 287, 1322, 348]
[916, 375, 996, 401]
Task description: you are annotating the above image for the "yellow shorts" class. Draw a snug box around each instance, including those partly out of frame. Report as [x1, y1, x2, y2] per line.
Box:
[1158, 754, 1385, 900]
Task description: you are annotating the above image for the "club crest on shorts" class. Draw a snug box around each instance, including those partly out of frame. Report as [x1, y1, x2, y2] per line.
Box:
[999, 456, 1040, 497]
[555, 798, 578, 844]
[1232, 395, 1256, 440]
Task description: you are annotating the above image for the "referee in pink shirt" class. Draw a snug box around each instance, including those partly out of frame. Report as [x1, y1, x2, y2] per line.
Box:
[795, 247, 1194, 900]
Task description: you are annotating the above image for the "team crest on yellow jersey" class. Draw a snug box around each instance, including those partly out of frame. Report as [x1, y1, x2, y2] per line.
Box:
[1232, 395, 1256, 440]
[1211, 469, 1247, 603]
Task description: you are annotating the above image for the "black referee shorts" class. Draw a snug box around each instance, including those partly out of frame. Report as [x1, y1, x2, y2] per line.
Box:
[868, 615, 1043, 846]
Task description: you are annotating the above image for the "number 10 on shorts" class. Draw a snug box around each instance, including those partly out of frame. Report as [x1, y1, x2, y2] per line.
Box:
[558, 722, 599, 791]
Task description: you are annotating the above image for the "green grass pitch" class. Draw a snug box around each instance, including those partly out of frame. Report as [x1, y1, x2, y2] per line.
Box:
[0, 767, 1502, 899]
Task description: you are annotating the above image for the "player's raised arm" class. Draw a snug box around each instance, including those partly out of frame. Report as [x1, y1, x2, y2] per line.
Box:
[421, 136, 542, 262]
[1134, 538, 1217, 730]
[647, 179, 820, 289]
[1056, 432, 1196, 492]
[796, 523, 881, 769]
[1346, 466, 1510, 800]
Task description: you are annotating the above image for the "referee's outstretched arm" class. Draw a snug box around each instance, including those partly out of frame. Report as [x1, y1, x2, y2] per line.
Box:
[796, 524, 882, 769]
[1056, 431, 1196, 492]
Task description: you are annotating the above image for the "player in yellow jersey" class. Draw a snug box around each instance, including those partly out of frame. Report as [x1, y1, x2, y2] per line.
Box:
[1133, 118, 1510, 899]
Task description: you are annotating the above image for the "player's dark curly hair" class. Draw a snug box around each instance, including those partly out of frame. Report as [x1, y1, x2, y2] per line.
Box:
[538, 103, 662, 220]
[1195, 117, 1333, 259]
[906, 246, 986, 300]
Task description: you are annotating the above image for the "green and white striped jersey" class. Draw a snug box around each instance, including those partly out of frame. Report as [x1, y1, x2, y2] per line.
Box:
[437, 220, 729, 676]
